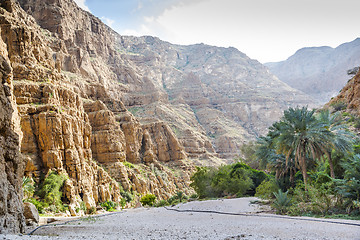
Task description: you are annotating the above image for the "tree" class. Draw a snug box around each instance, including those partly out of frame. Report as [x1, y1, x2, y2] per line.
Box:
[256, 135, 296, 182]
[272, 107, 333, 188]
[316, 109, 355, 178]
[22, 176, 35, 199]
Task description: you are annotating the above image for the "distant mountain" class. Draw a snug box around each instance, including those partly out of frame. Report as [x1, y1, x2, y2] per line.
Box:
[265, 38, 360, 103]
[116, 37, 314, 160]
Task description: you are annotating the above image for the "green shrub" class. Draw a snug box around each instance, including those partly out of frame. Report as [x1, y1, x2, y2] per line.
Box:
[167, 195, 180, 205]
[331, 101, 347, 112]
[87, 207, 96, 215]
[190, 163, 267, 199]
[211, 164, 253, 197]
[255, 179, 279, 199]
[24, 198, 47, 214]
[176, 191, 187, 202]
[287, 182, 346, 216]
[120, 190, 134, 203]
[123, 161, 135, 169]
[272, 190, 292, 214]
[190, 166, 214, 198]
[189, 193, 198, 199]
[76, 201, 87, 213]
[140, 194, 156, 207]
[100, 201, 118, 211]
[119, 198, 126, 208]
[37, 171, 67, 212]
[154, 199, 168, 207]
[335, 154, 360, 202]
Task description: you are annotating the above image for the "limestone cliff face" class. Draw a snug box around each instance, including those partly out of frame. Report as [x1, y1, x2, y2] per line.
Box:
[266, 39, 360, 103]
[117, 37, 314, 159]
[0, 1, 25, 231]
[0, 0, 192, 222]
[17, 0, 314, 162]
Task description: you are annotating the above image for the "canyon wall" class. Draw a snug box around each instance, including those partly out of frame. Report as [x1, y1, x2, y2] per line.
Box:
[0, 0, 192, 225]
[0, 1, 25, 231]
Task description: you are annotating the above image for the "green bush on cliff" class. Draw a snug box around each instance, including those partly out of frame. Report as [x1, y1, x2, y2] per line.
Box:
[140, 194, 156, 206]
[37, 171, 67, 212]
[100, 200, 118, 211]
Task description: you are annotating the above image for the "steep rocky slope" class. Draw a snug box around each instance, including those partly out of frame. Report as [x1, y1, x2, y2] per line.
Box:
[18, 0, 314, 161]
[0, 0, 192, 223]
[0, 5, 25, 231]
[327, 68, 360, 114]
[113, 38, 314, 160]
[266, 38, 360, 103]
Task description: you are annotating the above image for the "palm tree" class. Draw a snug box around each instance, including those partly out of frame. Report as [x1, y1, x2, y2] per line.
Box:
[316, 109, 355, 178]
[22, 176, 35, 199]
[274, 107, 333, 188]
[256, 136, 297, 184]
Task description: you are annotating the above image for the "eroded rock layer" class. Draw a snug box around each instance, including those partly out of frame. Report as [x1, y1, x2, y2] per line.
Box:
[0, 7, 25, 232]
[18, 0, 313, 162]
[0, 0, 192, 221]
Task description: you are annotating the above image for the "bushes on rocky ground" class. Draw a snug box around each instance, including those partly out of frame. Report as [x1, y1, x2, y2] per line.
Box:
[255, 179, 279, 199]
[24, 171, 68, 214]
[190, 163, 268, 199]
[272, 190, 292, 214]
[140, 194, 156, 206]
[153, 191, 191, 207]
[100, 201, 118, 211]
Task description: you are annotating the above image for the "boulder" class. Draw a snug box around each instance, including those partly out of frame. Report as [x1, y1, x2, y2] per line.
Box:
[23, 202, 39, 226]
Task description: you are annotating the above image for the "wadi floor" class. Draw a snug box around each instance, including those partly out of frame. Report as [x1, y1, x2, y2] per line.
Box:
[1, 197, 360, 240]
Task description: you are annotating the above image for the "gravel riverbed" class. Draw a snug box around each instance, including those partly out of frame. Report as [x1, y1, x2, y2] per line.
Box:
[1, 197, 359, 240]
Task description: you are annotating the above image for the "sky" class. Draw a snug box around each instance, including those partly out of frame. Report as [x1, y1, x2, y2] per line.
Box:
[74, 0, 360, 63]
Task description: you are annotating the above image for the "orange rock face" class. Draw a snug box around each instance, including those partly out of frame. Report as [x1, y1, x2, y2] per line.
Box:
[0, 0, 192, 221]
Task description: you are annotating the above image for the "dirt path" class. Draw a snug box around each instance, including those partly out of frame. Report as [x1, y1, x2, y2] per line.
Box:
[1, 197, 360, 240]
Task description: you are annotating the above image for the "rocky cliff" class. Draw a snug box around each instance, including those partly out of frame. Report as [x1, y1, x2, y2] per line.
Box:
[327, 68, 360, 114]
[266, 38, 360, 103]
[0, 1, 25, 231]
[0, 0, 192, 224]
[18, 0, 314, 161]
[116, 37, 314, 159]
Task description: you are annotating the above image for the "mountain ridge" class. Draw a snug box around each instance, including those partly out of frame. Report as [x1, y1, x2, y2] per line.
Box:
[265, 38, 360, 103]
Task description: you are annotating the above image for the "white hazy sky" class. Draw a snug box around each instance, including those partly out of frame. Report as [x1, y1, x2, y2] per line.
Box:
[74, 0, 360, 63]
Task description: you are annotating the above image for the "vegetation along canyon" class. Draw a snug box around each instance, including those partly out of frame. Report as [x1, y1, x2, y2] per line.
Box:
[0, 0, 359, 239]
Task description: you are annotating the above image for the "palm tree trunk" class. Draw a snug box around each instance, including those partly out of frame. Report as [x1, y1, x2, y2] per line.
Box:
[325, 151, 335, 178]
[299, 154, 308, 190]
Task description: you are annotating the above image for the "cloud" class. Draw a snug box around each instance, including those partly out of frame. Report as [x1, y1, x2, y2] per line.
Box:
[73, 0, 90, 12]
[101, 17, 115, 28]
[120, 0, 360, 62]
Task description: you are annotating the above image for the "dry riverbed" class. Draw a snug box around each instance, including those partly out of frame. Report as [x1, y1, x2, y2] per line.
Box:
[1, 197, 360, 240]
